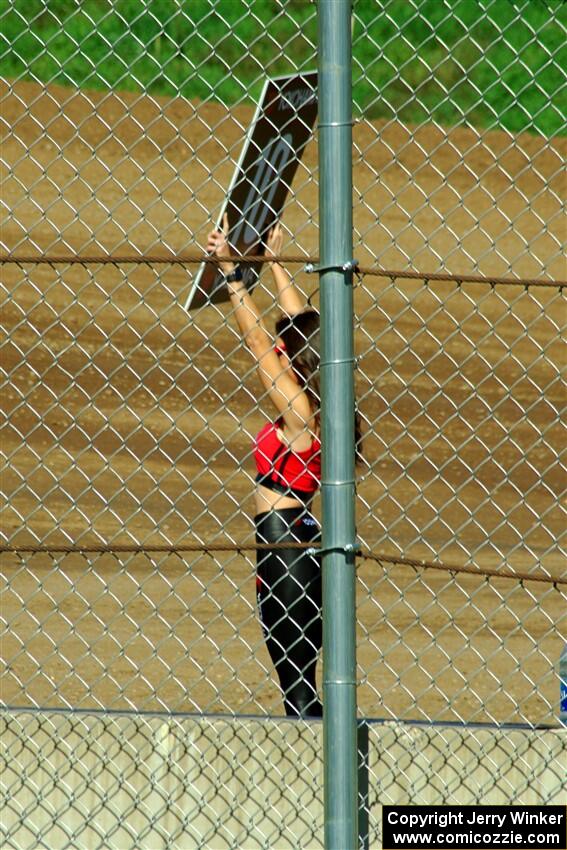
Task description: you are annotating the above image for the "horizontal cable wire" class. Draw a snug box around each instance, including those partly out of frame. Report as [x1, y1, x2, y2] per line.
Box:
[354, 267, 567, 289]
[0, 253, 565, 288]
[1, 543, 564, 587]
[0, 253, 314, 266]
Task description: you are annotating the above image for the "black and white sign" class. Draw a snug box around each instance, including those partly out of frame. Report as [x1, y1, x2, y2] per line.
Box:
[185, 71, 318, 309]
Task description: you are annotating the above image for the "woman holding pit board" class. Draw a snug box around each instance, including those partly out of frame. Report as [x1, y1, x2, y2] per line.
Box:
[207, 216, 325, 717]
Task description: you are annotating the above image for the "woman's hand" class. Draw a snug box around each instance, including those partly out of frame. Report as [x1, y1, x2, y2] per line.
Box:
[206, 213, 234, 274]
[265, 222, 283, 264]
[266, 221, 306, 316]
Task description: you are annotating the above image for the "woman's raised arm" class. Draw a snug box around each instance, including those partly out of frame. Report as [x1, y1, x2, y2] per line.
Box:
[206, 215, 311, 436]
[265, 223, 306, 317]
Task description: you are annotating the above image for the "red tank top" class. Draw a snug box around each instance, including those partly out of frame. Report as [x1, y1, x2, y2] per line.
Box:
[253, 420, 321, 498]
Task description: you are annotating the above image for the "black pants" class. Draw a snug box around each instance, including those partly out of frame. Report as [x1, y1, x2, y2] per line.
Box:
[255, 508, 323, 718]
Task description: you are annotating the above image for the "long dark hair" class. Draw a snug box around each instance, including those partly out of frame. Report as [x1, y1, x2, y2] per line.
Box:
[275, 309, 363, 459]
[275, 309, 320, 424]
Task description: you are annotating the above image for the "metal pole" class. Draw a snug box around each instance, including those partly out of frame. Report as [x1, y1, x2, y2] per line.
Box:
[318, 3, 357, 849]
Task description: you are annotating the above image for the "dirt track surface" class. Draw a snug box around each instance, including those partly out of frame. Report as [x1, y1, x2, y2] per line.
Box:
[1, 81, 565, 724]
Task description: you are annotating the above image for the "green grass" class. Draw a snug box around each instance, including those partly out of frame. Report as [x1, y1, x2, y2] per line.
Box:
[353, 0, 566, 135]
[1, 0, 565, 136]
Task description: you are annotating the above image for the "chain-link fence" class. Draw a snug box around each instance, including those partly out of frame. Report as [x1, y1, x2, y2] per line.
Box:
[1, 1, 566, 847]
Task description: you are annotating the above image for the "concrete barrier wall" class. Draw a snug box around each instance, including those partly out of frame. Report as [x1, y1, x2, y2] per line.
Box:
[1, 711, 564, 849]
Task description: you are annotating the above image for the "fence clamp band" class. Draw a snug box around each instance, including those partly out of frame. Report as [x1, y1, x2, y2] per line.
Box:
[317, 119, 356, 128]
[306, 542, 361, 558]
[304, 259, 358, 275]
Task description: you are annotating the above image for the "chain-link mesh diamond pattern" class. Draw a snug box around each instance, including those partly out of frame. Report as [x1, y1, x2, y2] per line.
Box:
[1, 1, 565, 847]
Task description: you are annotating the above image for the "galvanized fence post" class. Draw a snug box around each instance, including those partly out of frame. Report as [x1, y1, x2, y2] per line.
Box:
[318, 2, 358, 848]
